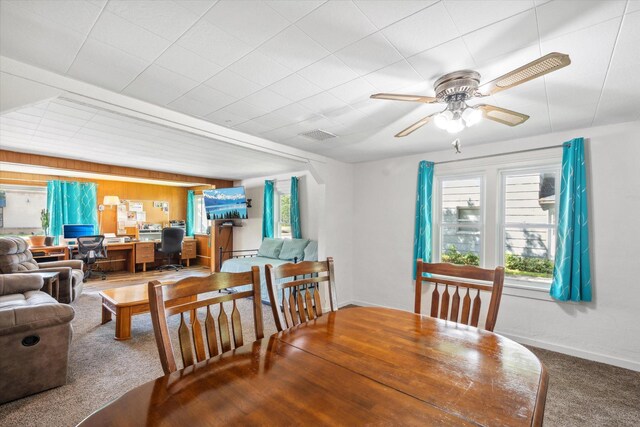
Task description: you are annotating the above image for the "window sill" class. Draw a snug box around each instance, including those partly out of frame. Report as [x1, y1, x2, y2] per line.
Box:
[503, 280, 553, 301]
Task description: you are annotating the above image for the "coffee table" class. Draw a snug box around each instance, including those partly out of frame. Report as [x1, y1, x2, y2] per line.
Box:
[100, 283, 196, 340]
[32, 271, 60, 301]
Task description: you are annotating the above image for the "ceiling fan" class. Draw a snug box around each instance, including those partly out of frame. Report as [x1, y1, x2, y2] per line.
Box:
[371, 52, 571, 137]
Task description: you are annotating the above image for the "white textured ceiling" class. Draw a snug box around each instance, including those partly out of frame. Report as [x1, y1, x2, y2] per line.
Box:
[0, 97, 306, 180]
[1, 0, 639, 163]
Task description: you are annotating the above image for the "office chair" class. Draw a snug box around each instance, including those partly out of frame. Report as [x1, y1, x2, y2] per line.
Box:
[157, 227, 185, 271]
[75, 235, 108, 280]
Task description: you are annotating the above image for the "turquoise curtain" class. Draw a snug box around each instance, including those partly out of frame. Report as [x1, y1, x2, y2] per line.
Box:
[550, 138, 592, 302]
[186, 190, 195, 236]
[290, 177, 301, 239]
[262, 180, 274, 239]
[47, 180, 98, 244]
[413, 161, 434, 279]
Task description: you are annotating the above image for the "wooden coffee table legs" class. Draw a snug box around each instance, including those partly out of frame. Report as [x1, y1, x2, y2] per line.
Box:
[101, 294, 197, 340]
[101, 298, 133, 340]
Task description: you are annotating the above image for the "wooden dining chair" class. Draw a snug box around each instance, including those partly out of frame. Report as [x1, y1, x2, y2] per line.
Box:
[265, 257, 337, 332]
[414, 260, 505, 331]
[148, 268, 264, 374]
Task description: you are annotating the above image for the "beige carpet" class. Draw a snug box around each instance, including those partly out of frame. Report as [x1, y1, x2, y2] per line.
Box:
[1, 293, 638, 426]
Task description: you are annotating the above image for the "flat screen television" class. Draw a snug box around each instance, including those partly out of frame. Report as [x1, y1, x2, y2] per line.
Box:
[203, 187, 248, 220]
[63, 224, 95, 238]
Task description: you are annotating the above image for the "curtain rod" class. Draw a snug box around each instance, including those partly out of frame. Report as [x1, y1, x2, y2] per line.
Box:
[434, 143, 568, 165]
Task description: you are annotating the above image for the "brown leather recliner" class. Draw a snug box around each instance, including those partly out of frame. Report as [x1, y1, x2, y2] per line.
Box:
[0, 237, 84, 304]
[0, 274, 75, 403]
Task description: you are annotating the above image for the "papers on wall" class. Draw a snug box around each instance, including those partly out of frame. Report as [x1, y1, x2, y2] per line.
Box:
[129, 201, 143, 212]
[136, 211, 146, 222]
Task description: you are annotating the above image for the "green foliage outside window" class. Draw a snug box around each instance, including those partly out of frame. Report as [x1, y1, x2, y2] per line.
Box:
[505, 254, 553, 278]
[280, 195, 290, 225]
[441, 246, 480, 266]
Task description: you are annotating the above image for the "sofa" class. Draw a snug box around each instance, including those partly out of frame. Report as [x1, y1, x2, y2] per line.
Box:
[221, 238, 317, 304]
[0, 237, 84, 304]
[0, 274, 75, 403]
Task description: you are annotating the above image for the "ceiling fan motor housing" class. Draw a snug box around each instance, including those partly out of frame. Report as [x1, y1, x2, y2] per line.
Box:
[434, 70, 481, 103]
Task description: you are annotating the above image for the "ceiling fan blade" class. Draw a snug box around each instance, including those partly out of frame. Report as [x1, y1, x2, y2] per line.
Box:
[477, 104, 529, 126]
[371, 93, 438, 103]
[395, 113, 437, 137]
[478, 52, 571, 96]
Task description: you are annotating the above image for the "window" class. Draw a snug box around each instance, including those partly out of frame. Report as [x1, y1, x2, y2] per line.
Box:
[193, 194, 208, 234]
[433, 156, 561, 293]
[277, 193, 291, 239]
[438, 176, 483, 266]
[0, 185, 47, 236]
[500, 168, 559, 283]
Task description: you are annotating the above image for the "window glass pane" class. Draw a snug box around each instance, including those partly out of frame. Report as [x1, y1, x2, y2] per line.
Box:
[504, 227, 555, 280]
[279, 194, 291, 239]
[0, 185, 47, 236]
[194, 195, 207, 234]
[505, 172, 556, 225]
[442, 177, 481, 224]
[440, 177, 482, 265]
[441, 225, 480, 266]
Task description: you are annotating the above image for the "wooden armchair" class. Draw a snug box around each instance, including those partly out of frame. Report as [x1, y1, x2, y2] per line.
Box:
[265, 257, 337, 332]
[148, 268, 264, 374]
[414, 260, 505, 332]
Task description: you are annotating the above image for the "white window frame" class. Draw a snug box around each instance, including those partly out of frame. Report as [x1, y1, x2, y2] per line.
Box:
[274, 188, 292, 239]
[432, 149, 562, 301]
[497, 165, 561, 288]
[433, 173, 486, 267]
[193, 194, 208, 235]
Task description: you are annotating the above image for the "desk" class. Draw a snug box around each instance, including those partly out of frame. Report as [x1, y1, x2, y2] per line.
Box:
[30, 245, 69, 262]
[134, 240, 197, 272]
[79, 307, 548, 426]
[69, 242, 136, 274]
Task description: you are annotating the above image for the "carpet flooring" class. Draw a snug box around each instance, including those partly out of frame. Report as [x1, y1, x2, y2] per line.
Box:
[1, 290, 638, 426]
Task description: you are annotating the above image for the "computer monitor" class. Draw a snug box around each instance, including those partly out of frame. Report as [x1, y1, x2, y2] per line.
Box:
[62, 224, 95, 239]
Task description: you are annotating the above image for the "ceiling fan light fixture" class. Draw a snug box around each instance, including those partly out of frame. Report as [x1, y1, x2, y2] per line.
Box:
[462, 107, 482, 127]
[434, 110, 452, 129]
[446, 117, 464, 134]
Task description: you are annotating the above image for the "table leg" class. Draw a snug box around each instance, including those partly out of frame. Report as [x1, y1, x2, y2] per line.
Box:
[115, 306, 132, 340]
[129, 249, 135, 274]
[102, 300, 112, 324]
[44, 278, 52, 296]
[53, 277, 59, 301]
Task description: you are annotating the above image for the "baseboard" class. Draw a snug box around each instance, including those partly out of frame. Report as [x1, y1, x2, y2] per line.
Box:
[496, 332, 640, 372]
[338, 300, 640, 372]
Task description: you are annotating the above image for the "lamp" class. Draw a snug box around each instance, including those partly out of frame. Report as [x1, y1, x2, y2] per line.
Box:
[99, 196, 120, 233]
[103, 196, 120, 207]
[434, 103, 483, 134]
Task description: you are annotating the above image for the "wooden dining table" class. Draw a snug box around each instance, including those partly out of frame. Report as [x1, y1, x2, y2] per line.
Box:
[79, 307, 548, 426]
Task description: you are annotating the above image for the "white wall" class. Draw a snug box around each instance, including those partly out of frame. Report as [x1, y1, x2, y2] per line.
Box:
[233, 170, 322, 251]
[351, 121, 640, 371]
[233, 160, 355, 305]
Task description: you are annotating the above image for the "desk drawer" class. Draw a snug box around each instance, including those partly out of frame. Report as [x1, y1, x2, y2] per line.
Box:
[181, 240, 196, 259]
[136, 243, 155, 263]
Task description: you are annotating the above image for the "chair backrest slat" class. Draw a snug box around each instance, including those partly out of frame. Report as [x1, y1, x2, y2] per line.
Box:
[204, 307, 218, 358]
[178, 313, 194, 368]
[149, 267, 264, 375]
[231, 300, 243, 348]
[450, 288, 460, 323]
[218, 302, 231, 353]
[415, 260, 504, 332]
[266, 257, 337, 332]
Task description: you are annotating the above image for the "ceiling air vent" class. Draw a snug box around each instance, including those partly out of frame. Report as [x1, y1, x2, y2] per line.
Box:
[298, 129, 337, 141]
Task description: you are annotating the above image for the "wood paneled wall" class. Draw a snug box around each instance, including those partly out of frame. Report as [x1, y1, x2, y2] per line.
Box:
[0, 171, 232, 235]
[0, 150, 230, 187]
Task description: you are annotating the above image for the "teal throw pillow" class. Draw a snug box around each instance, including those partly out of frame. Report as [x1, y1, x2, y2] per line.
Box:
[278, 238, 310, 261]
[257, 238, 284, 259]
